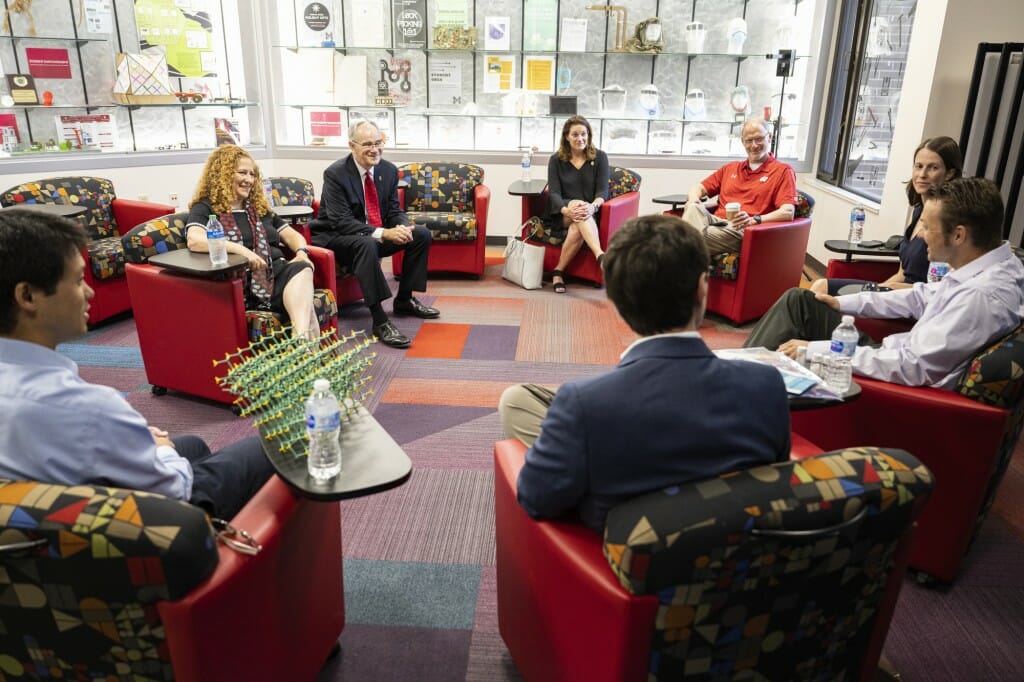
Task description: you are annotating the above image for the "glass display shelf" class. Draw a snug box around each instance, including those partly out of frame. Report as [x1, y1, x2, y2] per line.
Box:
[6, 104, 117, 109]
[271, 44, 808, 60]
[1, 34, 107, 44]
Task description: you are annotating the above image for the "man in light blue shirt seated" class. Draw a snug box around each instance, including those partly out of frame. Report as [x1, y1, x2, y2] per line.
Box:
[0, 209, 273, 520]
[744, 177, 1024, 388]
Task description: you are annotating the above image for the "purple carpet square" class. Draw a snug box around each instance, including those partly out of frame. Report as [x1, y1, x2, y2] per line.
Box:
[319, 624, 471, 682]
[373, 403, 495, 445]
[461, 325, 519, 361]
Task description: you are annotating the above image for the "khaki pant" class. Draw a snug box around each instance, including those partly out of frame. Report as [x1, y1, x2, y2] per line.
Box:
[498, 383, 557, 447]
[682, 202, 743, 256]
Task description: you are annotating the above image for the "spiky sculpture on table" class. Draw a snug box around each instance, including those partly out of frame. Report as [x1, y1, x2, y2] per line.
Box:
[214, 327, 375, 456]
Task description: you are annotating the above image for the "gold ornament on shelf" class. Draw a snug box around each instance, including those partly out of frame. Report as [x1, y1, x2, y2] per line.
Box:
[2, 0, 36, 36]
[625, 17, 663, 54]
[585, 4, 627, 52]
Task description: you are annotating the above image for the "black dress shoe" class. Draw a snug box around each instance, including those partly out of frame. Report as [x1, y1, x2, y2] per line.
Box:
[373, 321, 411, 348]
[393, 297, 440, 319]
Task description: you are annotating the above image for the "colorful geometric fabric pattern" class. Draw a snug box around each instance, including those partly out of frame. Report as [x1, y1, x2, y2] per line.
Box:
[0, 176, 133, 281]
[708, 188, 816, 281]
[87, 236, 127, 280]
[527, 166, 642, 246]
[1, 176, 119, 240]
[0, 479, 218, 679]
[121, 213, 191, 263]
[122, 213, 338, 339]
[956, 322, 1024, 552]
[266, 176, 316, 207]
[603, 446, 933, 681]
[397, 162, 484, 241]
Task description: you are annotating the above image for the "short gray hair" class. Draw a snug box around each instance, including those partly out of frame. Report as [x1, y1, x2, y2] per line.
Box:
[348, 119, 381, 142]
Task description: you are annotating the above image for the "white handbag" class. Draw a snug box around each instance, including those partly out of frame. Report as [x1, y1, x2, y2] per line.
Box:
[502, 228, 545, 290]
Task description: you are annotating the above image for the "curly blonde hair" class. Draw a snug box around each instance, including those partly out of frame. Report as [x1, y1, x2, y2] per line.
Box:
[189, 145, 271, 216]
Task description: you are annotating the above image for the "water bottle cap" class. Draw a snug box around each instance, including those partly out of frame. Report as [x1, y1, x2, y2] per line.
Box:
[841, 314, 854, 324]
[313, 378, 331, 391]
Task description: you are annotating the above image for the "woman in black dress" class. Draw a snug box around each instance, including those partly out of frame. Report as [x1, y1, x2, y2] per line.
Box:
[545, 115, 610, 293]
[810, 136, 963, 294]
[185, 145, 319, 338]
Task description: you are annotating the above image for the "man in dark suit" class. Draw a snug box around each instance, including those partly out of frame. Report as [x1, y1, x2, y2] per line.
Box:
[310, 119, 439, 348]
[499, 214, 791, 531]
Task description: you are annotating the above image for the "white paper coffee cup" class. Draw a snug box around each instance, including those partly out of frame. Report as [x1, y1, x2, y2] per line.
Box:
[725, 202, 741, 220]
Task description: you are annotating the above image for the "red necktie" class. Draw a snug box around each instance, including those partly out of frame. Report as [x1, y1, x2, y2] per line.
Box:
[364, 171, 383, 227]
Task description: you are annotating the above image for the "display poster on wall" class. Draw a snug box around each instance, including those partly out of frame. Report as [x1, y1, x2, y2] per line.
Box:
[351, 0, 386, 47]
[523, 56, 555, 93]
[392, 0, 425, 49]
[134, 0, 216, 77]
[299, 2, 337, 46]
[435, 0, 467, 27]
[376, 57, 412, 106]
[84, 0, 114, 34]
[310, 110, 343, 137]
[54, 114, 116, 151]
[428, 60, 463, 107]
[483, 55, 514, 94]
[26, 48, 72, 79]
[523, 0, 557, 51]
[484, 17, 510, 51]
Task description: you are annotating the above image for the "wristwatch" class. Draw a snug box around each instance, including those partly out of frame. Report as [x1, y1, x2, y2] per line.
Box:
[296, 246, 310, 255]
[752, 215, 762, 224]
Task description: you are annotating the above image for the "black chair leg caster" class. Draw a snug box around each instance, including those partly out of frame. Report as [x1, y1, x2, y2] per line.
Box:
[151, 385, 167, 396]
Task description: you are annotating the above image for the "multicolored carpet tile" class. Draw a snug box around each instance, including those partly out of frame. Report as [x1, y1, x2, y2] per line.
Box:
[60, 254, 1024, 681]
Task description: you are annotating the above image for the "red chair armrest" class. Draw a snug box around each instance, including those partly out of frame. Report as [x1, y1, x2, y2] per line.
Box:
[474, 183, 490, 238]
[112, 198, 175, 235]
[598, 191, 639, 242]
[495, 439, 657, 682]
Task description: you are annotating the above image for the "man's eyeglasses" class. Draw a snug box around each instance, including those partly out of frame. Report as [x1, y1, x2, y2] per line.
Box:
[356, 139, 385, 149]
[742, 135, 767, 145]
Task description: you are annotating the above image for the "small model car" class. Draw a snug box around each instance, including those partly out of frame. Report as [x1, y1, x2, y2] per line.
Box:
[175, 91, 206, 104]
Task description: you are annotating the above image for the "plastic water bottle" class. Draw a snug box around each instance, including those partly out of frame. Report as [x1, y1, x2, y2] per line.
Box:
[206, 214, 228, 266]
[520, 152, 532, 183]
[928, 261, 950, 283]
[848, 206, 865, 245]
[305, 378, 342, 483]
[825, 315, 859, 393]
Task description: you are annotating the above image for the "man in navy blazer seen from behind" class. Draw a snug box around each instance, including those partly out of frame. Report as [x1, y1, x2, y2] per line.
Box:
[310, 119, 438, 348]
[499, 213, 791, 531]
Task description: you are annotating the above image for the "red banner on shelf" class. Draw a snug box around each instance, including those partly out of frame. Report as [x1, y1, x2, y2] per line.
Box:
[25, 48, 73, 79]
[310, 110, 343, 137]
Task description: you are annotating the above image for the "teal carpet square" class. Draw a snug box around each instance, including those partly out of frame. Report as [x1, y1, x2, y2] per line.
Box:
[343, 559, 481, 629]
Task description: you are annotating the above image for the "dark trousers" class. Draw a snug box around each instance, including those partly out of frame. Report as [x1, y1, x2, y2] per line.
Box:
[744, 288, 875, 350]
[173, 435, 274, 521]
[313, 225, 432, 307]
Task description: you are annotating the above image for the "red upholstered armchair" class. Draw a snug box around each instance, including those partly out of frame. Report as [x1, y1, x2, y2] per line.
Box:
[520, 166, 641, 286]
[393, 161, 490, 278]
[704, 190, 814, 324]
[0, 176, 174, 325]
[0, 475, 344, 680]
[122, 213, 338, 405]
[791, 322, 1024, 583]
[825, 258, 900, 282]
[495, 439, 931, 682]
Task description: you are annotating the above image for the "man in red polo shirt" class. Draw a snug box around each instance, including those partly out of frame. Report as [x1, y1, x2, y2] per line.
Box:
[686, 117, 797, 255]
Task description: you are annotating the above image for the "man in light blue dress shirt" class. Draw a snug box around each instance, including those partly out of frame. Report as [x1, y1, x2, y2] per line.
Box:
[0, 209, 272, 520]
[744, 177, 1024, 388]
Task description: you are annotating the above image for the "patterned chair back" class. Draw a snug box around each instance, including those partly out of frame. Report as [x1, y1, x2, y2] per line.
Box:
[265, 176, 316, 207]
[1, 176, 118, 240]
[0, 479, 219, 679]
[121, 212, 191, 263]
[794, 189, 815, 218]
[396, 162, 484, 241]
[608, 166, 641, 197]
[956, 321, 1024, 542]
[604, 446, 933, 680]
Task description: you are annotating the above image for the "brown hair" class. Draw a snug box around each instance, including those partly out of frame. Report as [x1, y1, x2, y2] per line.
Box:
[557, 115, 597, 163]
[924, 176, 1003, 252]
[905, 136, 963, 207]
[189, 145, 271, 216]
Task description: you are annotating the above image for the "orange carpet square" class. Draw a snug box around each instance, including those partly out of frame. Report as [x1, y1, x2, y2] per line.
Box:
[381, 378, 514, 407]
[406, 322, 472, 359]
